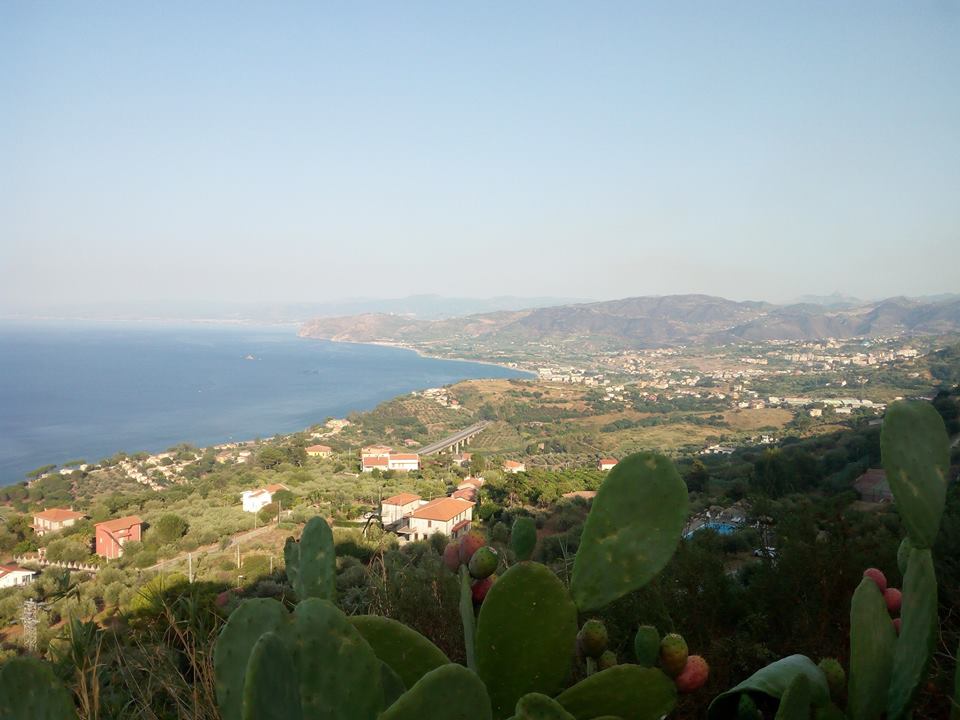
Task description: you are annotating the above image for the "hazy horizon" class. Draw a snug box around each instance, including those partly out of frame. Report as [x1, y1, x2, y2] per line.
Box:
[3, 3, 958, 309]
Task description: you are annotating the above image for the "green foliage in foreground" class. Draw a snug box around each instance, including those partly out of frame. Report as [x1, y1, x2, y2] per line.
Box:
[0, 400, 956, 720]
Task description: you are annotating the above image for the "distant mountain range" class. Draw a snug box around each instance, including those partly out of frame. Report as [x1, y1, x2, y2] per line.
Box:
[299, 294, 960, 349]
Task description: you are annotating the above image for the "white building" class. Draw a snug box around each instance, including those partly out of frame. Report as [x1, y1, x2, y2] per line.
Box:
[241, 483, 289, 513]
[387, 454, 420, 472]
[405, 497, 474, 542]
[503, 460, 526, 473]
[381, 493, 422, 525]
[0, 564, 36, 589]
[597, 458, 618, 471]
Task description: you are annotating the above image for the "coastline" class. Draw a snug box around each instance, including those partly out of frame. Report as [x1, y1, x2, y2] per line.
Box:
[1, 325, 530, 487]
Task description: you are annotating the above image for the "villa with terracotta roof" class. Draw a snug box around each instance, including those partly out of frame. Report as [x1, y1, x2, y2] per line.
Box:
[597, 458, 619, 471]
[853, 469, 893, 503]
[361, 445, 394, 458]
[95, 516, 142, 560]
[381, 493, 422, 524]
[241, 484, 289, 513]
[404, 497, 474, 542]
[0, 564, 36, 589]
[362, 456, 389, 473]
[32, 508, 85, 536]
[503, 460, 526, 473]
[457, 476, 485, 491]
[362, 453, 421, 473]
[305, 444, 332, 458]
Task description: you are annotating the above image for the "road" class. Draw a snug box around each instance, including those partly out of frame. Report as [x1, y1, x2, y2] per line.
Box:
[418, 421, 491, 455]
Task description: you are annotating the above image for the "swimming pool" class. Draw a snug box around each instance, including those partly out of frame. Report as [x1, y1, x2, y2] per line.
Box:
[684, 522, 737, 539]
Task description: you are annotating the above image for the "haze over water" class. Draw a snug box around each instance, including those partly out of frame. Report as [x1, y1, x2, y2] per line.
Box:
[0, 322, 526, 484]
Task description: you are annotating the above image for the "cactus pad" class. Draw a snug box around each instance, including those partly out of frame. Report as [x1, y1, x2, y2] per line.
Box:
[881, 400, 949, 549]
[708, 655, 829, 719]
[380, 663, 492, 720]
[848, 577, 896, 720]
[774, 673, 811, 720]
[348, 615, 450, 689]
[513, 693, 576, 720]
[555, 665, 676, 720]
[887, 547, 938, 719]
[511, 517, 537, 561]
[570, 452, 688, 611]
[242, 631, 302, 720]
[633, 625, 660, 667]
[215, 597, 290, 720]
[0, 656, 76, 720]
[293, 516, 337, 601]
[476, 562, 578, 719]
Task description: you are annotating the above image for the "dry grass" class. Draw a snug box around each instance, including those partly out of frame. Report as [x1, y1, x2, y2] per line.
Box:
[722, 408, 793, 431]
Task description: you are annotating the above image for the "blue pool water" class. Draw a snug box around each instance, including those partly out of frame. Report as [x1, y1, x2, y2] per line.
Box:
[685, 522, 737, 539]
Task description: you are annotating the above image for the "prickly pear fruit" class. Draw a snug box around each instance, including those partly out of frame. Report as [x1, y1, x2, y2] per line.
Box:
[892, 617, 902, 635]
[659, 633, 688, 677]
[442, 543, 460, 572]
[675, 655, 709, 693]
[884, 587, 902, 615]
[818, 658, 846, 700]
[577, 619, 608, 659]
[459, 531, 485, 565]
[472, 574, 496, 604]
[634, 625, 660, 667]
[469, 546, 499, 580]
[863, 568, 887, 592]
[597, 650, 618, 670]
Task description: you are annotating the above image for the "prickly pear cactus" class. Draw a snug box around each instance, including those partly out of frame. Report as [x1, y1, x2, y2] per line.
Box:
[379, 664, 492, 720]
[708, 655, 829, 719]
[0, 656, 77, 720]
[285, 515, 337, 602]
[348, 615, 450, 689]
[881, 400, 949, 549]
[215, 598, 289, 720]
[510, 517, 537, 561]
[887, 547, 937, 720]
[242, 631, 302, 720]
[214, 597, 384, 720]
[570, 452, 688, 611]
[475, 562, 578, 719]
[512, 693, 576, 720]
[774, 673, 811, 720]
[848, 577, 896, 720]
[555, 665, 677, 720]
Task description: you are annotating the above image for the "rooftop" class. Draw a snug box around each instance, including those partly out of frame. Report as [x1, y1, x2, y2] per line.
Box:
[33, 508, 85, 523]
[383, 493, 421, 506]
[410, 497, 474, 522]
[96, 515, 142, 533]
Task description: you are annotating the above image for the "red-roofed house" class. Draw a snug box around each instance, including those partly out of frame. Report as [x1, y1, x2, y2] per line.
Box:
[32, 508, 85, 536]
[503, 460, 526, 473]
[597, 458, 618, 471]
[95, 516, 142, 560]
[853, 469, 893, 503]
[381, 493, 422, 524]
[0, 564, 36, 589]
[406, 497, 474, 541]
[305, 444, 332, 458]
[362, 456, 389, 473]
[457, 476, 485, 491]
[361, 445, 393, 458]
[452, 452, 473, 467]
[451, 487, 477, 503]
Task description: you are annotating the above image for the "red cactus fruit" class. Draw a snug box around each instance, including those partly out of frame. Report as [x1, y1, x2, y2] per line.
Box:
[468, 546, 499, 579]
[675, 655, 709, 693]
[458, 532, 485, 565]
[577, 619, 608, 659]
[863, 568, 887, 592]
[893, 617, 902, 635]
[471, 574, 496, 604]
[442, 542, 460, 572]
[884, 587, 902, 615]
[659, 633, 689, 677]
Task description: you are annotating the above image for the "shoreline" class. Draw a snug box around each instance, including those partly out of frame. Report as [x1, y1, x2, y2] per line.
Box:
[1, 327, 531, 488]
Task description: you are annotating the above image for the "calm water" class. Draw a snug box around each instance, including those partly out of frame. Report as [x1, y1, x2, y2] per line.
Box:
[0, 322, 526, 485]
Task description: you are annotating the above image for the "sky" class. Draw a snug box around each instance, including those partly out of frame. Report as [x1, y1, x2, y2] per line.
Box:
[2, 2, 958, 311]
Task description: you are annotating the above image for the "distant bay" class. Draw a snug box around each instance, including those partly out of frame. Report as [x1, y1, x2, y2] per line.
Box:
[0, 321, 527, 485]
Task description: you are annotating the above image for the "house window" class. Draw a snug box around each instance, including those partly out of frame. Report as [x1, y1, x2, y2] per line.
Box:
[427, 520, 432, 528]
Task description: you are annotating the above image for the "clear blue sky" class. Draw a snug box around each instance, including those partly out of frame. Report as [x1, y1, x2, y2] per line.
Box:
[2, 2, 957, 309]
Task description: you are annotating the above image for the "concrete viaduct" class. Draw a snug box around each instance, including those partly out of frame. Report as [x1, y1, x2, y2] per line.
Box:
[418, 421, 491, 455]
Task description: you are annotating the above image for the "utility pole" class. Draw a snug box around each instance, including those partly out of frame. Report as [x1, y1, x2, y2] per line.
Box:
[188, 552, 193, 584]
[236, 542, 241, 570]
[277, 500, 282, 525]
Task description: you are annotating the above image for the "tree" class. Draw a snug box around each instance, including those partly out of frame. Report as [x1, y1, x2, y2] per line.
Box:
[471, 453, 487, 475]
[686, 460, 710, 493]
[257, 447, 286, 470]
[153, 514, 189, 544]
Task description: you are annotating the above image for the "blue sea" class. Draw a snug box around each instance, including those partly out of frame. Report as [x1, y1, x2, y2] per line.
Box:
[0, 322, 527, 485]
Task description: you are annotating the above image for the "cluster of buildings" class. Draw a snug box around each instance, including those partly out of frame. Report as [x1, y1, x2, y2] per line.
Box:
[412, 387, 462, 409]
[380, 476, 485, 543]
[537, 367, 605, 385]
[360, 445, 421, 473]
[22, 507, 144, 561]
